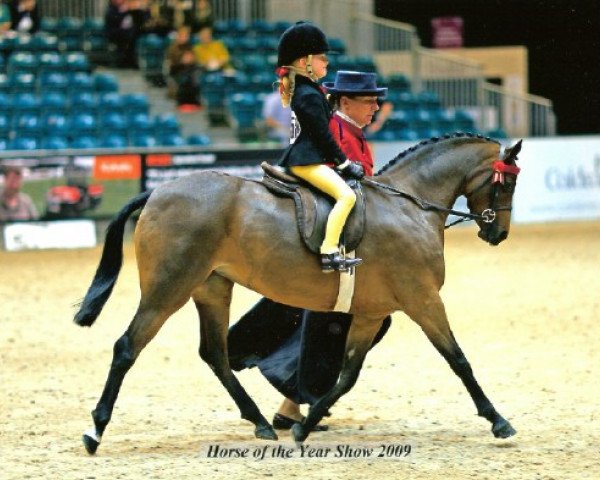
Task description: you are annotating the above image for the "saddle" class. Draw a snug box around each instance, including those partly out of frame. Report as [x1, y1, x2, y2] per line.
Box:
[260, 162, 366, 254]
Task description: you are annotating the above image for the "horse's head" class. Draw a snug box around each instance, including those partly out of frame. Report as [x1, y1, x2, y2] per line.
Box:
[466, 140, 522, 246]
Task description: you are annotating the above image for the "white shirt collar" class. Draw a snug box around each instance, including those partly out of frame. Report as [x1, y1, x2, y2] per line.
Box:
[335, 111, 364, 129]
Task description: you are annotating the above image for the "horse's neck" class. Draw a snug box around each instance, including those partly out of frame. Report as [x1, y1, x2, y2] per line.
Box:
[379, 141, 494, 208]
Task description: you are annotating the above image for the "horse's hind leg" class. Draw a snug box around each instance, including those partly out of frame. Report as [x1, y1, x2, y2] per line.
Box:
[193, 274, 277, 440]
[292, 314, 384, 444]
[82, 292, 190, 455]
[406, 296, 516, 439]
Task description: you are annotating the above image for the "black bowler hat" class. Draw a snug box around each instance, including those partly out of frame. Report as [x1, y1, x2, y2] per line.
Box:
[277, 21, 330, 67]
[323, 70, 388, 97]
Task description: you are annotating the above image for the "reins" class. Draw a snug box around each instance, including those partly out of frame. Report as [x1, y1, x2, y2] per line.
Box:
[363, 178, 494, 229]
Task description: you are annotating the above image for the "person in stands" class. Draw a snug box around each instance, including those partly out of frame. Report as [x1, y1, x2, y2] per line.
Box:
[0, 165, 38, 222]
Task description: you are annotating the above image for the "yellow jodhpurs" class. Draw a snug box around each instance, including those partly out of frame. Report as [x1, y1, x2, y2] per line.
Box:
[290, 164, 356, 254]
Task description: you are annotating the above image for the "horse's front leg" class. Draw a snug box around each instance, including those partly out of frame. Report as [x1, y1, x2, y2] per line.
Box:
[292, 314, 385, 444]
[405, 294, 516, 439]
[193, 274, 277, 440]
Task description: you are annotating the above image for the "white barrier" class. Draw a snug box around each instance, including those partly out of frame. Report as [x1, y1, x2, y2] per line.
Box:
[372, 136, 600, 224]
[3, 219, 97, 252]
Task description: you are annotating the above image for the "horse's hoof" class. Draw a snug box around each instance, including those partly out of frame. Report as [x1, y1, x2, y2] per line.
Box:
[291, 422, 308, 446]
[255, 424, 278, 440]
[82, 433, 100, 455]
[492, 419, 517, 439]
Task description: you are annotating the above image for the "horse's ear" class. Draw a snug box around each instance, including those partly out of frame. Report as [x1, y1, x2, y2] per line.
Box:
[503, 139, 522, 164]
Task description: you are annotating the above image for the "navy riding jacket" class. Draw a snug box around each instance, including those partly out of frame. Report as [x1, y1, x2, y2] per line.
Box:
[279, 75, 347, 168]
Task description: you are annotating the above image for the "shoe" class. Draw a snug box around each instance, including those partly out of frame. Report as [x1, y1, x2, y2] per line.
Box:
[272, 413, 329, 432]
[177, 104, 202, 113]
[321, 252, 362, 273]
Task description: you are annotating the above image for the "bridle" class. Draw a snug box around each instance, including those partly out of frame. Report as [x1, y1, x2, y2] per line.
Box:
[363, 159, 521, 229]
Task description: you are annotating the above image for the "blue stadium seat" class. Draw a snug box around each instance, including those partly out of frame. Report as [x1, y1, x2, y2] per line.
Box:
[131, 133, 157, 147]
[70, 112, 97, 136]
[98, 92, 125, 114]
[64, 52, 91, 72]
[122, 93, 149, 117]
[228, 92, 260, 128]
[417, 90, 442, 110]
[8, 72, 36, 93]
[0, 112, 10, 136]
[7, 52, 38, 74]
[249, 19, 276, 35]
[99, 111, 128, 135]
[10, 92, 40, 114]
[70, 136, 98, 149]
[385, 73, 411, 92]
[273, 21, 292, 35]
[40, 17, 60, 35]
[42, 112, 70, 136]
[486, 127, 508, 139]
[187, 134, 211, 146]
[69, 92, 99, 114]
[153, 113, 180, 135]
[40, 92, 69, 117]
[57, 17, 85, 51]
[12, 113, 42, 138]
[0, 137, 8, 150]
[8, 136, 39, 150]
[158, 133, 186, 146]
[37, 52, 65, 73]
[69, 72, 95, 93]
[41, 135, 69, 150]
[454, 109, 477, 132]
[14, 34, 34, 52]
[39, 72, 70, 93]
[392, 91, 419, 111]
[129, 113, 153, 134]
[328, 38, 347, 55]
[93, 72, 119, 93]
[433, 109, 457, 134]
[32, 32, 59, 51]
[99, 133, 128, 148]
[0, 92, 11, 112]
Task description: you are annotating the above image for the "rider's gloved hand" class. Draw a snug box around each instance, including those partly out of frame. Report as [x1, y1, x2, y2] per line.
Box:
[337, 159, 365, 180]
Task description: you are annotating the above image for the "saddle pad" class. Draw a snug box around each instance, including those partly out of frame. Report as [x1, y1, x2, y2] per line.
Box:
[261, 174, 366, 254]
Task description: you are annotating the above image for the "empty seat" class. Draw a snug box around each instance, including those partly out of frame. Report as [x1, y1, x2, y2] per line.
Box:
[7, 52, 38, 74]
[93, 72, 119, 93]
[10, 92, 40, 114]
[70, 136, 98, 149]
[129, 113, 153, 134]
[42, 112, 70, 136]
[99, 133, 128, 148]
[385, 73, 411, 92]
[328, 38, 347, 55]
[130, 133, 157, 147]
[99, 111, 128, 134]
[187, 134, 211, 146]
[32, 33, 59, 51]
[0, 112, 11, 136]
[0, 74, 9, 93]
[158, 133, 186, 146]
[98, 92, 124, 114]
[40, 17, 60, 35]
[39, 72, 70, 93]
[417, 90, 442, 110]
[8, 136, 39, 150]
[122, 93, 149, 117]
[41, 92, 69, 117]
[69, 92, 99, 114]
[41, 135, 69, 150]
[153, 113, 180, 135]
[9, 72, 36, 93]
[69, 72, 95, 92]
[70, 112, 97, 135]
[454, 109, 476, 131]
[38, 52, 65, 73]
[57, 17, 84, 51]
[64, 52, 91, 72]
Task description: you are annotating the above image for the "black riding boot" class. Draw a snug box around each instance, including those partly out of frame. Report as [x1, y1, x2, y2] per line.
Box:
[321, 252, 362, 273]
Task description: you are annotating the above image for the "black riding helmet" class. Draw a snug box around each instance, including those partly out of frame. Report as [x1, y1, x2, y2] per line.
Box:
[277, 21, 330, 67]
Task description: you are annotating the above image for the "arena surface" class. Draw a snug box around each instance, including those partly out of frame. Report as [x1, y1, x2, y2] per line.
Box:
[1, 220, 598, 479]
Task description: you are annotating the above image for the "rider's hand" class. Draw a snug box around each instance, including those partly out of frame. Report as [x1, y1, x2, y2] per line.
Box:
[337, 160, 365, 180]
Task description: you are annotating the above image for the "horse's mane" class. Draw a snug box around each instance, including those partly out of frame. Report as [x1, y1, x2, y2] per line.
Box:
[375, 132, 500, 176]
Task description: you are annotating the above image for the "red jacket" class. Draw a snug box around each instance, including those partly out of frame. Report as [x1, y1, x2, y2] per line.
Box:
[328, 113, 374, 176]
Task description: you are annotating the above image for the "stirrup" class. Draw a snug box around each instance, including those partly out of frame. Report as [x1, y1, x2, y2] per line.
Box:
[321, 252, 362, 273]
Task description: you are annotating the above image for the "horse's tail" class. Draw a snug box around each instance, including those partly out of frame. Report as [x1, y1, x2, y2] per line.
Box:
[74, 190, 151, 327]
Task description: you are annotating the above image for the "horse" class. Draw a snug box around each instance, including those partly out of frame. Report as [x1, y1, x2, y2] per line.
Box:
[74, 133, 521, 454]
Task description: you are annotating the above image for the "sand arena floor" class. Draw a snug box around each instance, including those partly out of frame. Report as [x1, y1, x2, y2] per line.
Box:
[1, 220, 599, 479]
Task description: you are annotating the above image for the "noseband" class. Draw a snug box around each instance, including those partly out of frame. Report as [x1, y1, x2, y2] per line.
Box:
[363, 159, 521, 229]
[465, 160, 521, 228]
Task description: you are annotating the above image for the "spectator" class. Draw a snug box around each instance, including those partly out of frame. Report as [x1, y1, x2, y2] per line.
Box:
[166, 25, 202, 111]
[261, 89, 291, 146]
[192, 0, 213, 32]
[9, 0, 39, 34]
[0, 165, 38, 222]
[192, 24, 231, 72]
[0, 1, 12, 34]
[104, 0, 150, 68]
[365, 99, 394, 136]
[141, 0, 173, 37]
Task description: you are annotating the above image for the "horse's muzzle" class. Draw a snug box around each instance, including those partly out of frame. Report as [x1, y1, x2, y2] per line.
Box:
[478, 227, 508, 246]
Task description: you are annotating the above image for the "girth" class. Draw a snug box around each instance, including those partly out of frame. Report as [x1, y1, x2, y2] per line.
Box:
[260, 162, 366, 254]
